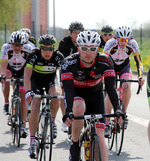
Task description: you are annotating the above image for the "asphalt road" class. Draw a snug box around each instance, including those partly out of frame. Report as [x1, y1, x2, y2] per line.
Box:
[0, 74, 150, 161]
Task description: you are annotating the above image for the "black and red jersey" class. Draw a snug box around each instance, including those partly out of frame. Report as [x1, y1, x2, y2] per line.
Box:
[61, 52, 119, 112]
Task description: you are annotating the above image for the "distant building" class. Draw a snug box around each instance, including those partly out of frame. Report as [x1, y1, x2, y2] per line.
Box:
[22, 0, 49, 39]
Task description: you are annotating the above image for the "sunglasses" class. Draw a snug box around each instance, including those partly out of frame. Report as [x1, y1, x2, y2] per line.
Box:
[12, 44, 23, 47]
[119, 38, 129, 42]
[102, 33, 112, 36]
[79, 46, 98, 52]
[41, 46, 54, 51]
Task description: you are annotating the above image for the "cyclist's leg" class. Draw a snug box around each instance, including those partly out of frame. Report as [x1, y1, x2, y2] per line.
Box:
[96, 125, 108, 161]
[20, 87, 28, 129]
[104, 93, 113, 124]
[70, 97, 86, 161]
[119, 65, 132, 112]
[48, 84, 62, 120]
[2, 69, 12, 114]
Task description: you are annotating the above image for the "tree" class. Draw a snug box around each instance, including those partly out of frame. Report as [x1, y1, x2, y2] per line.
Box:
[0, 0, 31, 32]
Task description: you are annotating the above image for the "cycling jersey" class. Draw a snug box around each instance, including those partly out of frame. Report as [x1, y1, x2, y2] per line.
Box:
[103, 37, 143, 77]
[61, 52, 119, 113]
[1, 43, 34, 71]
[147, 69, 150, 105]
[26, 48, 64, 80]
[58, 36, 78, 57]
[99, 36, 106, 52]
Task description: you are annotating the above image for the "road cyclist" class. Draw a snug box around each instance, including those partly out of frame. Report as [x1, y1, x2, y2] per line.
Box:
[58, 21, 84, 133]
[61, 30, 123, 161]
[24, 34, 64, 159]
[0, 30, 34, 138]
[103, 26, 145, 137]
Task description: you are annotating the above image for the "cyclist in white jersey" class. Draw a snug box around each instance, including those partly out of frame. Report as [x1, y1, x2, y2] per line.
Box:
[0, 31, 34, 138]
[103, 26, 145, 135]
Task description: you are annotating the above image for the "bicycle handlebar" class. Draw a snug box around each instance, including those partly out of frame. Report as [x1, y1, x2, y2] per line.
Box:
[116, 78, 142, 95]
[34, 94, 64, 99]
[70, 113, 123, 121]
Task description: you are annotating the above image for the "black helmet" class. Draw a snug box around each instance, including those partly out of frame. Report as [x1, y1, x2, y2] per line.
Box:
[101, 25, 113, 33]
[38, 34, 56, 46]
[69, 21, 84, 32]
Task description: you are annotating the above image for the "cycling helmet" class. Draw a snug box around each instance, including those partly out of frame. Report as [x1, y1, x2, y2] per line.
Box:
[20, 28, 31, 36]
[76, 30, 101, 46]
[69, 21, 84, 31]
[101, 25, 113, 33]
[10, 31, 27, 44]
[38, 34, 56, 46]
[115, 26, 133, 38]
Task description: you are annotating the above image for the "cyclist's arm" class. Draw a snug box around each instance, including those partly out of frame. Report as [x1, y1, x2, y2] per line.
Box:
[133, 52, 143, 78]
[61, 72, 74, 113]
[104, 70, 120, 111]
[24, 66, 33, 92]
[0, 61, 8, 76]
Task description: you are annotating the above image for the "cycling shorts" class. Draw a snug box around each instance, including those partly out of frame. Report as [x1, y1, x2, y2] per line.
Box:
[31, 76, 60, 95]
[115, 63, 132, 79]
[74, 89, 105, 123]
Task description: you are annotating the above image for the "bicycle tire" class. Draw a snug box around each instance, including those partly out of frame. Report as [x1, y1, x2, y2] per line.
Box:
[14, 99, 22, 147]
[115, 102, 125, 155]
[38, 114, 53, 161]
[108, 119, 115, 150]
[90, 135, 102, 161]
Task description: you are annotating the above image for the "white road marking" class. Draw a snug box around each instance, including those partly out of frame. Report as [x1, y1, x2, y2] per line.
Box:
[128, 113, 149, 127]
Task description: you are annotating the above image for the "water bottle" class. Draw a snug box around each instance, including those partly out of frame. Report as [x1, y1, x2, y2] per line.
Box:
[84, 139, 90, 160]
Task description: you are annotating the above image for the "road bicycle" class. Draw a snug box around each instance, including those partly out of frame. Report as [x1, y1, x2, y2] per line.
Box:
[107, 78, 141, 155]
[69, 113, 123, 161]
[33, 92, 64, 161]
[5, 78, 24, 147]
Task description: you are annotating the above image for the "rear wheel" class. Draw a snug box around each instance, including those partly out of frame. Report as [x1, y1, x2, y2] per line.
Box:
[90, 135, 102, 161]
[115, 102, 125, 155]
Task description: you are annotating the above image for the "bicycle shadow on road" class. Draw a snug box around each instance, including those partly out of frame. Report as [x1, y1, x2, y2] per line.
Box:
[0, 143, 27, 154]
[108, 150, 144, 161]
[54, 138, 70, 150]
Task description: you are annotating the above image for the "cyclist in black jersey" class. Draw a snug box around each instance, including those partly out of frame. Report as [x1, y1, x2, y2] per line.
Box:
[147, 69, 150, 143]
[24, 34, 64, 159]
[58, 21, 84, 132]
[61, 30, 123, 161]
[0, 30, 34, 138]
[99, 25, 113, 52]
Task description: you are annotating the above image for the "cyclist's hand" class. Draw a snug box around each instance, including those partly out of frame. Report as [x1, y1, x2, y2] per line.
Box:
[62, 112, 73, 127]
[138, 77, 145, 86]
[0, 75, 6, 83]
[115, 109, 124, 126]
[25, 90, 35, 102]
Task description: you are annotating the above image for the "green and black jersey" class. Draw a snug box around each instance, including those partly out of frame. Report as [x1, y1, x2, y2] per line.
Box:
[26, 48, 64, 80]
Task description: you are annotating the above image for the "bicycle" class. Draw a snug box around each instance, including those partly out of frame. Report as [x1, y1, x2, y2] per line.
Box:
[69, 113, 123, 161]
[33, 92, 64, 161]
[107, 78, 141, 155]
[4, 78, 24, 147]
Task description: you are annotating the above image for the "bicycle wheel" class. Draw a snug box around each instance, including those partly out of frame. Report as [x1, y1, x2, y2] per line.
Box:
[115, 102, 125, 155]
[90, 135, 102, 161]
[14, 99, 22, 147]
[39, 114, 53, 161]
[108, 119, 115, 150]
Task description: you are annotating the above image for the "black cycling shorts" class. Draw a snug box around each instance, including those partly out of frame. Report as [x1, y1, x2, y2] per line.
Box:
[74, 89, 105, 123]
[31, 76, 59, 95]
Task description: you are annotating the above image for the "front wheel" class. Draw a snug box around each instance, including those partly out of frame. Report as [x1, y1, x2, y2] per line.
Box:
[38, 114, 53, 161]
[90, 135, 102, 161]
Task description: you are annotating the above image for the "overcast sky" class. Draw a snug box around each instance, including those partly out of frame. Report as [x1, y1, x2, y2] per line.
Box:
[49, 0, 150, 30]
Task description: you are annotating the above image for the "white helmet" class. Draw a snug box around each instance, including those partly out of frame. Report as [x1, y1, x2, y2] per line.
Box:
[115, 26, 133, 39]
[10, 31, 27, 44]
[76, 30, 101, 46]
